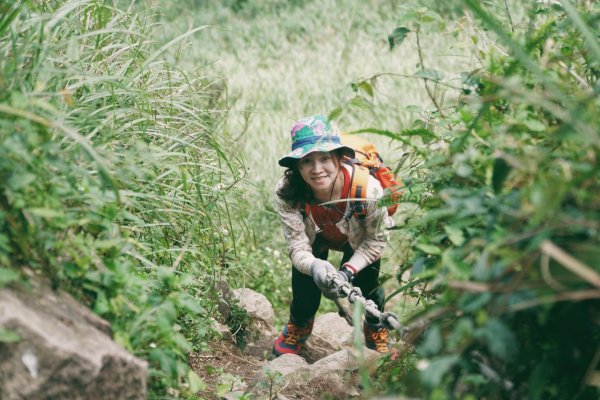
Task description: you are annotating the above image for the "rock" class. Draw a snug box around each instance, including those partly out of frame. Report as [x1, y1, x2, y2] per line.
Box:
[232, 288, 276, 338]
[311, 348, 381, 376]
[241, 334, 277, 360]
[217, 372, 247, 392]
[299, 348, 381, 399]
[246, 347, 383, 399]
[302, 312, 354, 362]
[256, 349, 381, 399]
[282, 370, 356, 399]
[210, 317, 235, 344]
[220, 391, 246, 400]
[216, 280, 235, 322]
[245, 354, 310, 398]
[265, 353, 310, 376]
[0, 279, 147, 400]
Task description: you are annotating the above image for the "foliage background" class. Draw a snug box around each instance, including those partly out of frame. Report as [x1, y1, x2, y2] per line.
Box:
[1, 0, 599, 399]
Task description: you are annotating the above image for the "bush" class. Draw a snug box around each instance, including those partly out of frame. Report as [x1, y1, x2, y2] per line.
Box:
[0, 1, 245, 397]
[364, 1, 600, 398]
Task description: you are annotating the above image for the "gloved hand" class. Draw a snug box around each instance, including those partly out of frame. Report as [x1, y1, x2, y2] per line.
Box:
[326, 270, 351, 299]
[309, 259, 337, 294]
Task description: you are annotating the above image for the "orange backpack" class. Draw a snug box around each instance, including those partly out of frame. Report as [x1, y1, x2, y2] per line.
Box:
[341, 133, 402, 218]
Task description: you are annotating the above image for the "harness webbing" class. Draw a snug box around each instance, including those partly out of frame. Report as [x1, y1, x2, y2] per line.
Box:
[348, 164, 370, 218]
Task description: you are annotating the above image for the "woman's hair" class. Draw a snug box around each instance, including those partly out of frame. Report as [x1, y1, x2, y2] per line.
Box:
[277, 149, 344, 205]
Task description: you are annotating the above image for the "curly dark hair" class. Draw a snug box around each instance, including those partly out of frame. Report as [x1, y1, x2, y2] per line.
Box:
[276, 149, 345, 206]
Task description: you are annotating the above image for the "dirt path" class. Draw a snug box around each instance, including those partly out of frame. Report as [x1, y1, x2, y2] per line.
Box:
[189, 335, 277, 399]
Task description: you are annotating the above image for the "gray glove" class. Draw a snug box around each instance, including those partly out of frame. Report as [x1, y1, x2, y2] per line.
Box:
[309, 259, 337, 295]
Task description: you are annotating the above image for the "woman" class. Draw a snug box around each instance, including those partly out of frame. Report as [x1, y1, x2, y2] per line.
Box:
[272, 115, 394, 357]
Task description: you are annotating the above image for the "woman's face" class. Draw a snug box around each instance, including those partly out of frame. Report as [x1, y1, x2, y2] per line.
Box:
[297, 151, 341, 194]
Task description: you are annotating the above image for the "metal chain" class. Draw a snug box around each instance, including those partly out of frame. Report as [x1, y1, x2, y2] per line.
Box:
[326, 272, 401, 331]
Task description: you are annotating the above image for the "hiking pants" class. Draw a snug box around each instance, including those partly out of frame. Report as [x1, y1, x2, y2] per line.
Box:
[289, 238, 385, 325]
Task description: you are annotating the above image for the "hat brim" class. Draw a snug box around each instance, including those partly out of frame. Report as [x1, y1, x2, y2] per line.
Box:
[278, 142, 355, 168]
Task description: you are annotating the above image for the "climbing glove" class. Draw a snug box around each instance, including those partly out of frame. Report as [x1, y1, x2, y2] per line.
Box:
[309, 259, 337, 297]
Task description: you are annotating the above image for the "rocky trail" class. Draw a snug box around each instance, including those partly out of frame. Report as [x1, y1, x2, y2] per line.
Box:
[0, 278, 405, 400]
[189, 286, 394, 400]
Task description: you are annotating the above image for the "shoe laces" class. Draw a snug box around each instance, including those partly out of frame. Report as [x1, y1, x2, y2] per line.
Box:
[282, 322, 312, 345]
[368, 327, 390, 353]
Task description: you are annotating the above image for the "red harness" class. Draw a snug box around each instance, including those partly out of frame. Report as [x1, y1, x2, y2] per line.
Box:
[304, 167, 351, 251]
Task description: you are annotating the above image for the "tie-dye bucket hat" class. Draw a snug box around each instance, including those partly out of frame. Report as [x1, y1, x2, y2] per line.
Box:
[278, 115, 355, 168]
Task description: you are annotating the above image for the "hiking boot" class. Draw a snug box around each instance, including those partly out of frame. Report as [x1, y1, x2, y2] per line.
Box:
[272, 318, 314, 357]
[364, 320, 391, 353]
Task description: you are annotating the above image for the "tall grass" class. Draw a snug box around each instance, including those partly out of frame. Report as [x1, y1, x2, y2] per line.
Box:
[167, 0, 477, 178]
[1, 0, 244, 397]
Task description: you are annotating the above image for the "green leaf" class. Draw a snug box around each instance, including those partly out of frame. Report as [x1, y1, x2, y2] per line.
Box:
[348, 95, 372, 110]
[444, 225, 465, 246]
[0, 2, 23, 37]
[388, 27, 410, 50]
[400, 128, 437, 143]
[27, 208, 65, 219]
[188, 370, 206, 393]
[94, 290, 110, 315]
[0, 267, 20, 286]
[459, 292, 492, 313]
[347, 128, 401, 141]
[404, 104, 423, 113]
[416, 243, 442, 255]
[418, 325, 442, 357]
[0, 329, 21, 343]
[421, 355, 460, 387]
[178, 293, 206, 315]
[414, 69, 445, 81]
[328, 107, 343, 121]
[0, 233, 10, 252]
[216, 383, 231, 397]
[8, 172, 36, 191]
[523, 119, 546, 132]
[350, 81, 374, 97]
[357, 81, 374, 97]
[443, 250, 470, 279]
[492, 157, 511, 194]
[476, 318, 516, 360]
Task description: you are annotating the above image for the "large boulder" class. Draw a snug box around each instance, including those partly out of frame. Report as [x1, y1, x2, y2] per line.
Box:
[231, 288, 275, 336]
[0, 278, 147, 400]
[231, 287, 278, 359]
[244, 354, 311, 398]
[246, 348, 382, 399]
[302, 312, 355, 362]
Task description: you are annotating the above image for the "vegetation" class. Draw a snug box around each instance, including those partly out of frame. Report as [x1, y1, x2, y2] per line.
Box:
[362, 1, 600, 398]
[161, 0, 478, 322]
[0, 0, 245, 397]
[1, 0, 598, 399]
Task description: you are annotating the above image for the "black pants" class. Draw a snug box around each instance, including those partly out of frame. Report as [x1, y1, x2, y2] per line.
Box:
[289, 237, 385, 325]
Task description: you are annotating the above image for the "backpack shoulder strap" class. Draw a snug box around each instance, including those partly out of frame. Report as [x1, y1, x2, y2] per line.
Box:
[349, 164, 370, 218]
[295, 201, 312, 218]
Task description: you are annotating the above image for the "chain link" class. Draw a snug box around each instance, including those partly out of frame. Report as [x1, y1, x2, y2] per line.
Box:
[326, 272, 401, 331]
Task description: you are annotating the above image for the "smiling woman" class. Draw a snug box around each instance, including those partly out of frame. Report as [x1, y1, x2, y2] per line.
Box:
[297, 152, 345, 204]
[272, 115, 395, 356]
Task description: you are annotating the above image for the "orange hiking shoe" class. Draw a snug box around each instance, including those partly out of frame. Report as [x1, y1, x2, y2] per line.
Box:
[272, 318, 314, 357]
[364, 321, 391, 353]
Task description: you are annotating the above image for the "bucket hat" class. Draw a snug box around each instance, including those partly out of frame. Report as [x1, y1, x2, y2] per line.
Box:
[278, 115, 355, 168]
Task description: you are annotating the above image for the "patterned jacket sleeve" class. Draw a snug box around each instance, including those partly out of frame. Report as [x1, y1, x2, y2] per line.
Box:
[273, 178, 316, 275]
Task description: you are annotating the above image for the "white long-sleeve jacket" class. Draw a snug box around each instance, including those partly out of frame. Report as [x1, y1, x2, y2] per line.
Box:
[274, 163, 394, 275]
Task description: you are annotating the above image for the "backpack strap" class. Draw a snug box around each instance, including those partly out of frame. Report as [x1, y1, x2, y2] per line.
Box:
[349, 164, 370, 218]
[296, 201, 312, 217]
